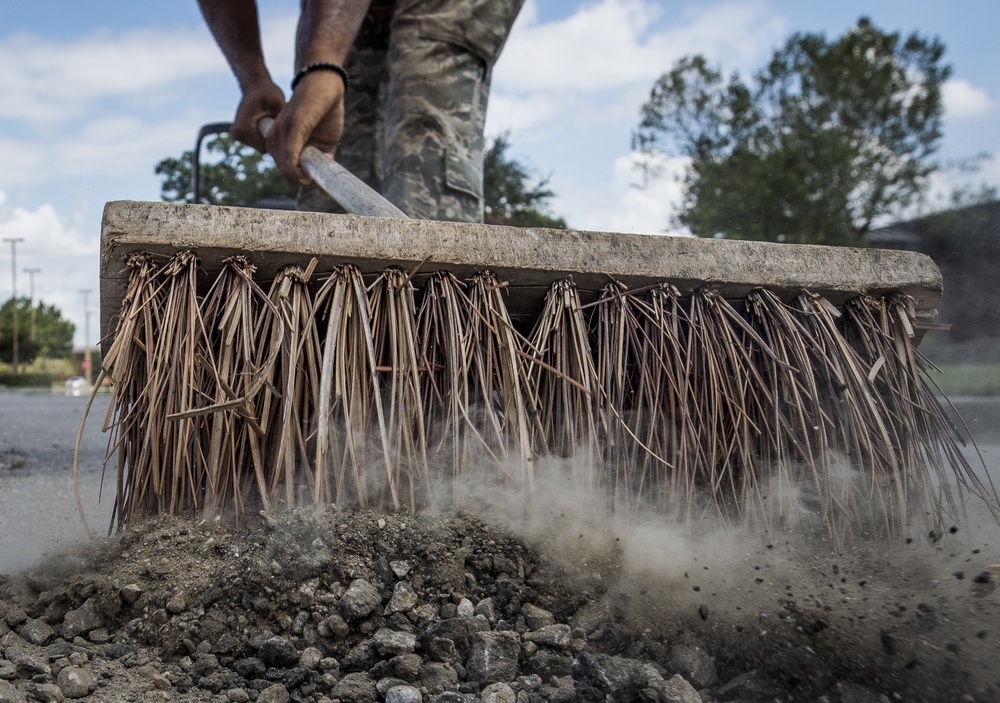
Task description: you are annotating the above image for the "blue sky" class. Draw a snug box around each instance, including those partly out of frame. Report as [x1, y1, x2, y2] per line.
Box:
[2, 1, 999, 347]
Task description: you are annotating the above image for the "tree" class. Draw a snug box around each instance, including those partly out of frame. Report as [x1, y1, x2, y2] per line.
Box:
[483, 134, 568, 228]
[156, 132, 568, 227]
[0, 298, 75, 364]
[156, 134, 297, 207]
[634, 18, 950, 246]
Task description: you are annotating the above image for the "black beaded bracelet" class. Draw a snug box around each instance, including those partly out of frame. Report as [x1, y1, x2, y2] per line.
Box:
[291, 62, 351, 92]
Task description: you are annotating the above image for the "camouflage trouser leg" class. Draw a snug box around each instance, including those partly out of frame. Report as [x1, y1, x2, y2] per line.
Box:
[297, 0, 523, 223]
[379, 8, 487, 222]
[296, 0, 393, 213]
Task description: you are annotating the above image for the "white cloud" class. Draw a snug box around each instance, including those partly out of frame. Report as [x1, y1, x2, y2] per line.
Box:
[0, 117, 198, 191]
[943, 78, 996, 120]
[0, 202, 98, 347]
[0, 13, 298, 125]
[918, 151, 1000, 214]
[552, 151, 691, 236]
[486, 92, 567, 137]
[0, 11, 298, 192]
[607, 152, 692, 236]
[494, 0, 784, 95]
[0, 28, 224, 123]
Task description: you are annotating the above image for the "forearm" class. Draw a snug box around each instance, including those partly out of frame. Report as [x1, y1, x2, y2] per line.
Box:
[295, 0, 372, 68]
[198, 0, 272, 90]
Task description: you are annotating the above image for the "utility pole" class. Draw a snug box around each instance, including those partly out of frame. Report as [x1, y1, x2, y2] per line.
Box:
[24, 268, 40, 342]
[80, 289, 93, 388]
[3, 238, 25, 373]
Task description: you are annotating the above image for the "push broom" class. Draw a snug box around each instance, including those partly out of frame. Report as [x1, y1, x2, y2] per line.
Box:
[93, 121, 999, 545]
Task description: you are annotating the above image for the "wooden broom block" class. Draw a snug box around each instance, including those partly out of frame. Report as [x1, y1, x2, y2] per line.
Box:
[99, 200, 943, 348]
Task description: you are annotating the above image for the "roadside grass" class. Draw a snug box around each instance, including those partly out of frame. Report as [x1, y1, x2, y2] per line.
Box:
[926, 363, 1000, 397]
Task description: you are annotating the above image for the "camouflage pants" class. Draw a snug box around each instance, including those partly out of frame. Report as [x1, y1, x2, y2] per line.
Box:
[297, 0, 524, 222]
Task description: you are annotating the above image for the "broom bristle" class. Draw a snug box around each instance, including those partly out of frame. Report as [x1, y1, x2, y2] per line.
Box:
[97, 251, 1000, 543]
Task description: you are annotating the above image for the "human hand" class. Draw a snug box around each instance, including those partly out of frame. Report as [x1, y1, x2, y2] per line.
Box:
[265, 70, 346, 186]
[232, 80, 287, 153]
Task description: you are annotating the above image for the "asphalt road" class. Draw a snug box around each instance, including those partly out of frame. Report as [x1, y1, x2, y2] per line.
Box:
[0, 390, 114, 573]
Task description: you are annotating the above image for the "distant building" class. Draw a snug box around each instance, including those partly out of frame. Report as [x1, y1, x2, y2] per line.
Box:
[868, 201, 1000, 342]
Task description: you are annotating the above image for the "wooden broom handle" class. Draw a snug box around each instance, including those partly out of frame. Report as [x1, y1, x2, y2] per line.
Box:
[258, 117, 409, 219]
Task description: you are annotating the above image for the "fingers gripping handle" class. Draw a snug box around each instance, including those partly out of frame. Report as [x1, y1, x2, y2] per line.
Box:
[258, 117, 409, 219]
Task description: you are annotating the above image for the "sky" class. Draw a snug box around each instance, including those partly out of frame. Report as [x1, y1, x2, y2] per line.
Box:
[1, 1, 999, 347]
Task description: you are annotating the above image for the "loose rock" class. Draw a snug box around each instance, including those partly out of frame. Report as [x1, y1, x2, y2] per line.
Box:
[118, 584, 143, 604]
[339, 579, 383, 621]
[524, 624, 571, 649]
[27, 683, 62, 702]
[0, 505, 992, 702]
[331, 672, 379, 703]
[0, 680, 26, 703]
[522, 603, 555, 630]
[299, 646, 323, 670]
[467, 631, 520, 684]
[17, 618, 53, 646]
[258, 636, 300, 668]
[482, 682, 517, 703]
[386, 684, 423, 703]
[385, 581, 419, 615]
[256, 683, 291, 703]
[373, 628, 418, 655]
[669, 642, 717, 689]
[54, 666, 93, 699]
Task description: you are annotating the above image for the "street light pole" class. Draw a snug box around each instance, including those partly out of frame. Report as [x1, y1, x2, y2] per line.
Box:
[80, 289, 93, 388]
[3, 238, 25, 373]
[24, 268, 40, 343]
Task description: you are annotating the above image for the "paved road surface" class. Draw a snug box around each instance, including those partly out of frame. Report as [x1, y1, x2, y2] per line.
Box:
[0, 390, 114, 573]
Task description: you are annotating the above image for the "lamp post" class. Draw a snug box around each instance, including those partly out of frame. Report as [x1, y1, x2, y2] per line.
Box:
[80, 289, 93, 388]
[3, 238, 24, 373]
[24, 268, 40, 343]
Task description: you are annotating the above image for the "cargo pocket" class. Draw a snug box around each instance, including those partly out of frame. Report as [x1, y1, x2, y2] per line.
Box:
[444, 148, 483, 200]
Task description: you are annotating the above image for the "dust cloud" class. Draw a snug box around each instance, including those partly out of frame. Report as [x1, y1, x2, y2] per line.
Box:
[445, 451, 1000, 698]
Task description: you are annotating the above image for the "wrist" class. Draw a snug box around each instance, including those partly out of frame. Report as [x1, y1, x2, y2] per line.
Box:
[235, 59, 275, 93]
[291, 62, 351, 92]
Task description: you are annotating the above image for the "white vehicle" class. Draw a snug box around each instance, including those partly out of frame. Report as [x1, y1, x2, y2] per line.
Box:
[64, 376, 87, 396]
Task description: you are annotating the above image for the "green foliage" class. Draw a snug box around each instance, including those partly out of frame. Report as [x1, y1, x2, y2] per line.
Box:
[0, 297, 75, 364]
[930, 364, 1000, 397]
[483, 134, 568, 228]
[0, 372, 52, 388]
[634, 18, 950, 246]
[155, 134, 298, 207]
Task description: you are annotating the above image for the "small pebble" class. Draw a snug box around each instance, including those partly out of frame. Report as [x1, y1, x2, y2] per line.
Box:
[385, 684, 422, 703]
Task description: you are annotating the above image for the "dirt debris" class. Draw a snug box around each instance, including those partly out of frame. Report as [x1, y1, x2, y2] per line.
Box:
[0, 507, 997, 702]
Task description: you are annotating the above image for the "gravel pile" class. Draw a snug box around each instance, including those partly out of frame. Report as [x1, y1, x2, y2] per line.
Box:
[0, 507, 997, 702]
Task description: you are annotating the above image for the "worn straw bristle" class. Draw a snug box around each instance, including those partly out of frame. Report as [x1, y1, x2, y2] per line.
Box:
[193, 256, 276, 520]
[525, 279, 602, 490]
[417, 272, 472, 489]
[844, 293, 1000, 526]
[369, 267, 429, 511]
[312, 264, 389, 509]
[103, 252, 207, 526]
[101, 254, 161, 531]
[465, 271, 534, 490]
[96, 250, 999, 544]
